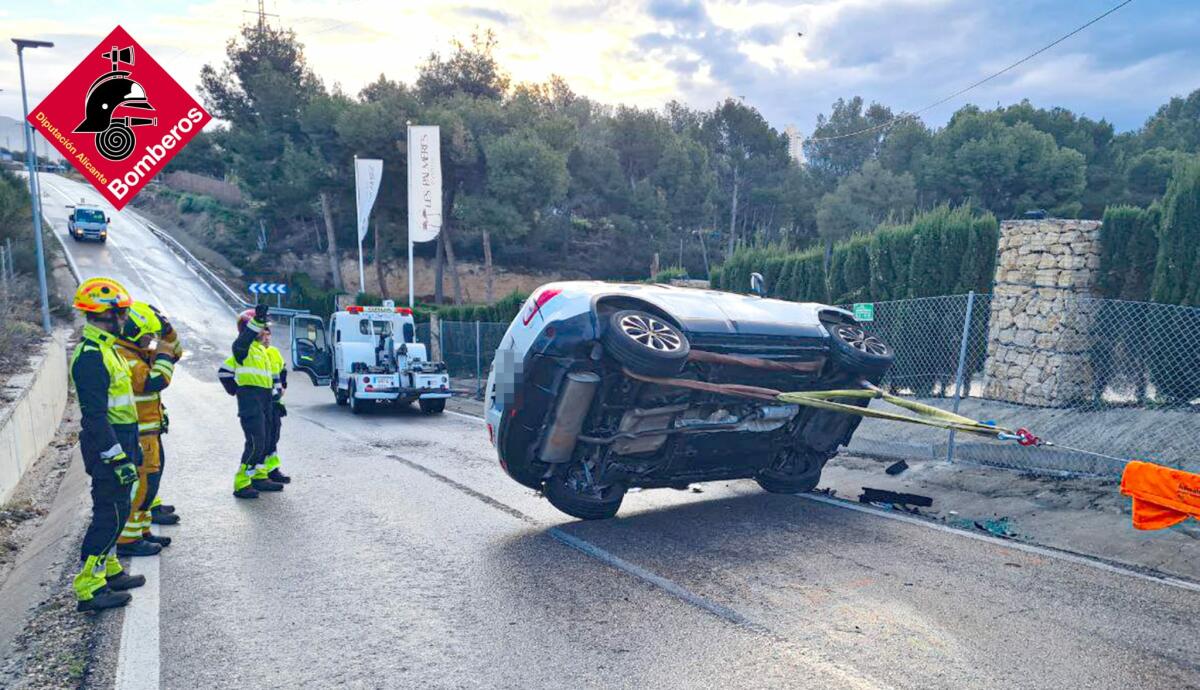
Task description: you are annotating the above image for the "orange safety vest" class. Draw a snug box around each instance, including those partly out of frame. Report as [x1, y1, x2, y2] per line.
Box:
[1119, 460, 1200, 530]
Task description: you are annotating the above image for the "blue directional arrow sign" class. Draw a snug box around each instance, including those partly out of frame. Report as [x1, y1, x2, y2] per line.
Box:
[248, 282, 288, 295]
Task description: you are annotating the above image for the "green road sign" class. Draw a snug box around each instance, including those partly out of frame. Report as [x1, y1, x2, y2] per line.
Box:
[853, 303, 875, 322]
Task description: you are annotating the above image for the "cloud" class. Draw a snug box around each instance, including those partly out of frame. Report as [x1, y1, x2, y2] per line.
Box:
[453, 6, 518, 25]
[646, 0, 707, 25]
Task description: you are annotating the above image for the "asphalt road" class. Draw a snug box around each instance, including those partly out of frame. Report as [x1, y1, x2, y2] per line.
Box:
[39, 173, 1200, 689]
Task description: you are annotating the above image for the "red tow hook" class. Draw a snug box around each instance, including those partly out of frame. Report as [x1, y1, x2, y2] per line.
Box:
[1015, 427, 1041, 447]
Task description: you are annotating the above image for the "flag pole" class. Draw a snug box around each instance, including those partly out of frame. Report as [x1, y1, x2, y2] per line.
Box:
[407, 122, 414, 308]
[355, 154, 366, 297]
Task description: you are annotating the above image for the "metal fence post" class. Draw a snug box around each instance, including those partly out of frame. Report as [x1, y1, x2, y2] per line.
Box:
[475, 320, 482, 398]
[946, 290, 976, 463]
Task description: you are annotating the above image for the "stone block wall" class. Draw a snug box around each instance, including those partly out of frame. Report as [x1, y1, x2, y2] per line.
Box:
[983, 219, 1103, 406]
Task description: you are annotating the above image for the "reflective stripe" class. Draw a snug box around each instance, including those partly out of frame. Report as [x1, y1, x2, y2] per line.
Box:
[138, 421, 161, 432]
[133, 393, 159, 403]
[153, 360, 175, 374]
[218, 371, 235, 379]
[100, 443, 124, 460]
[236, 366, 273, 378]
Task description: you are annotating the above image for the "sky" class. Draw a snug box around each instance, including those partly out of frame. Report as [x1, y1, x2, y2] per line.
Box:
[1, 0, 1197, 142]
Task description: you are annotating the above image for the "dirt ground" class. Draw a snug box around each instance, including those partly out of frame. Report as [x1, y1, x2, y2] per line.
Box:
[819, 454, 1200, 582]
[0, 398, 120, 690]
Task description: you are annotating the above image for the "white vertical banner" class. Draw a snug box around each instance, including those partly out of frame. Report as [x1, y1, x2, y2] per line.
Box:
[354, 157, 383, 294]
[407, 125, 442, 306]
[407, 125, 442, 243]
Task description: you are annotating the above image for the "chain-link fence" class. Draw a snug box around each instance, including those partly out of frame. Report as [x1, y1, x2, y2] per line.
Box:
[415, 294, 1200, 477]
[845, 292, 1200, 477]
[416, 320, 509, 398]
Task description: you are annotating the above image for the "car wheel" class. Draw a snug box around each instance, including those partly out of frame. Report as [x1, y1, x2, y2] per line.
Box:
[601, 309, 690, 377]
[333, 372, 348, 405]
[755, 448, 827, 494]
[419, 398, 445, 414]
[825, 321, 893, 377]
[544, 467, 625, 520]
[348, 382, 363, 415]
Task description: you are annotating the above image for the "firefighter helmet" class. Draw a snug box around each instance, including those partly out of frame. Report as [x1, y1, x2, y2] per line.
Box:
[121, 301, 165, 342]
[74, 277, 132, 313]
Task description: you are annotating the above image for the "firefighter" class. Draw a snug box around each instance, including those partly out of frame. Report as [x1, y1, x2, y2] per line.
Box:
[218, 304, 284, 498]
[256, 330, 292, 485]
[69, 277, 145, 612]
[113, 302, 179, 556]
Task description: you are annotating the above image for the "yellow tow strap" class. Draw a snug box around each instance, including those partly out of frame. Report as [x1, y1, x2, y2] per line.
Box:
[776, 386, 1021, 440]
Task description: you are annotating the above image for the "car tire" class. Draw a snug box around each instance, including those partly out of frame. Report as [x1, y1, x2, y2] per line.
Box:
[755, 448, 826, 494]
[601, 309, 690, 378]
[544, 471, 625, 520]
[348, 382, 364, 415]
[332, 372, 348, 405]
[824, 321, 893, 377]
[419, 398, 445, 414]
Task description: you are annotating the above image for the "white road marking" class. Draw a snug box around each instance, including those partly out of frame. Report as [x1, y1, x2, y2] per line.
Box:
[445, 407, 1200, 594]
[114, 542, 160, 690]
[444, 409, 485, 423]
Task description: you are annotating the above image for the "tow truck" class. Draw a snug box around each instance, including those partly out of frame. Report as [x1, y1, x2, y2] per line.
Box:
[290, 302, 451, 414]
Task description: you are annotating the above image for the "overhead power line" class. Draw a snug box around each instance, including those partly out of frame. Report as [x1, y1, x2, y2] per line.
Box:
[805, 0, 1136, 144]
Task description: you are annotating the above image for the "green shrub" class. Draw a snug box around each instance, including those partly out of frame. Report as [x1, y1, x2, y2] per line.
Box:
[650, 266, 688, 283]
[714, 204, 997, 303]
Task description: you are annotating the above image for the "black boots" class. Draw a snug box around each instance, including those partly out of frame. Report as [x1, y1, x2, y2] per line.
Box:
[116, 540, 163, 558]
[233, 486, 260, 499]
[106, 572, 146, 591]
[143, 533, 172, 547]
[77, 587, 132, 612]
[151, 510, 180, 525]
[251, 478, 284, 492]
[267, 469, 291, 484]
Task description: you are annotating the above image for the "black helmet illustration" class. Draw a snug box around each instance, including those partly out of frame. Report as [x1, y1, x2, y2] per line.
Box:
[73, 46, 157, 161]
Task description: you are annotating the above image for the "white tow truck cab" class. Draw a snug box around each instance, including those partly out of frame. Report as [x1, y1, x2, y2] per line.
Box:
[290, 302, 451, 414]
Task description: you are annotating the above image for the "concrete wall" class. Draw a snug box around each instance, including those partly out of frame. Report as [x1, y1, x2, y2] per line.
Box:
[0, 337, 68, 504]
[983, 219, 1103, 406]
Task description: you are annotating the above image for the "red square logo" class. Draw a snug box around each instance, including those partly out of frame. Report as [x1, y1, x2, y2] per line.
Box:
[26, 25, 211, 210]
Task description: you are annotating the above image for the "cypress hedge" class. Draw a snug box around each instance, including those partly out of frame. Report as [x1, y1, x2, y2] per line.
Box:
[713, 204, 998, 303]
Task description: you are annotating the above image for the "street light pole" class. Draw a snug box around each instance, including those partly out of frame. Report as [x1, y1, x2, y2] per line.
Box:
[13, 38, 54, 334]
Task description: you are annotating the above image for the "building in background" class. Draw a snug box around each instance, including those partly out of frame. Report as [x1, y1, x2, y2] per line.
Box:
[784, 125, 805, 165]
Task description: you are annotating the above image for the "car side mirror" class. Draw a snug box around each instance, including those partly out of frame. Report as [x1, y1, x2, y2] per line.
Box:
[106, 216, 111, 223]
[750, 272, 766, 297]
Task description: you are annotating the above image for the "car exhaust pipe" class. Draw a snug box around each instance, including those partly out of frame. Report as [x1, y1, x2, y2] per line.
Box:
[538, 371, 600, 463]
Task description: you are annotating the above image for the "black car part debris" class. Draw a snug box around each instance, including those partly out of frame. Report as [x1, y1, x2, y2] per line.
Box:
[885, 460, 909, 475]
[859, 487, 934, 508]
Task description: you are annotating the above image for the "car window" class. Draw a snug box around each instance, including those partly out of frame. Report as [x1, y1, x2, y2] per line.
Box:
[359, 319, 393, 336]
[303, 324, 327, 350]
[76, 209, 106, 223]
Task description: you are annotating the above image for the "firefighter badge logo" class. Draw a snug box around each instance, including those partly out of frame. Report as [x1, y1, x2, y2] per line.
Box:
[27, 26, 211, 209]
[74, 44, 157, 161]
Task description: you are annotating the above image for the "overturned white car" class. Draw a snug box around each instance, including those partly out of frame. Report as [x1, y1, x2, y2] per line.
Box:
[485, 280, 894, 520]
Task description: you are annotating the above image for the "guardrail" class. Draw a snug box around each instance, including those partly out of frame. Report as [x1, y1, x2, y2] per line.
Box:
[131, 211, 308, 319]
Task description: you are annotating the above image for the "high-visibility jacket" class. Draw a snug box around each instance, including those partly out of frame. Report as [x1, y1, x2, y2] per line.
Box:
[231, 340, 273, 389]
[114, 339, 176, 436]
[70, 323, 137, 461]
[220, 319, 273, 418]
[266, 345, 286, 403]
[1120, 460, 1200, 530]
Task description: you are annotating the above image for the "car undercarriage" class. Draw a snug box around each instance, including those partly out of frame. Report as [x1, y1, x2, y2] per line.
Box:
[497, 297, 894, 520]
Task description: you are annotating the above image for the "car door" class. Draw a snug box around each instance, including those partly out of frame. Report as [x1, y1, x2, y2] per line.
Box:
[290, 314, 332, 385]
